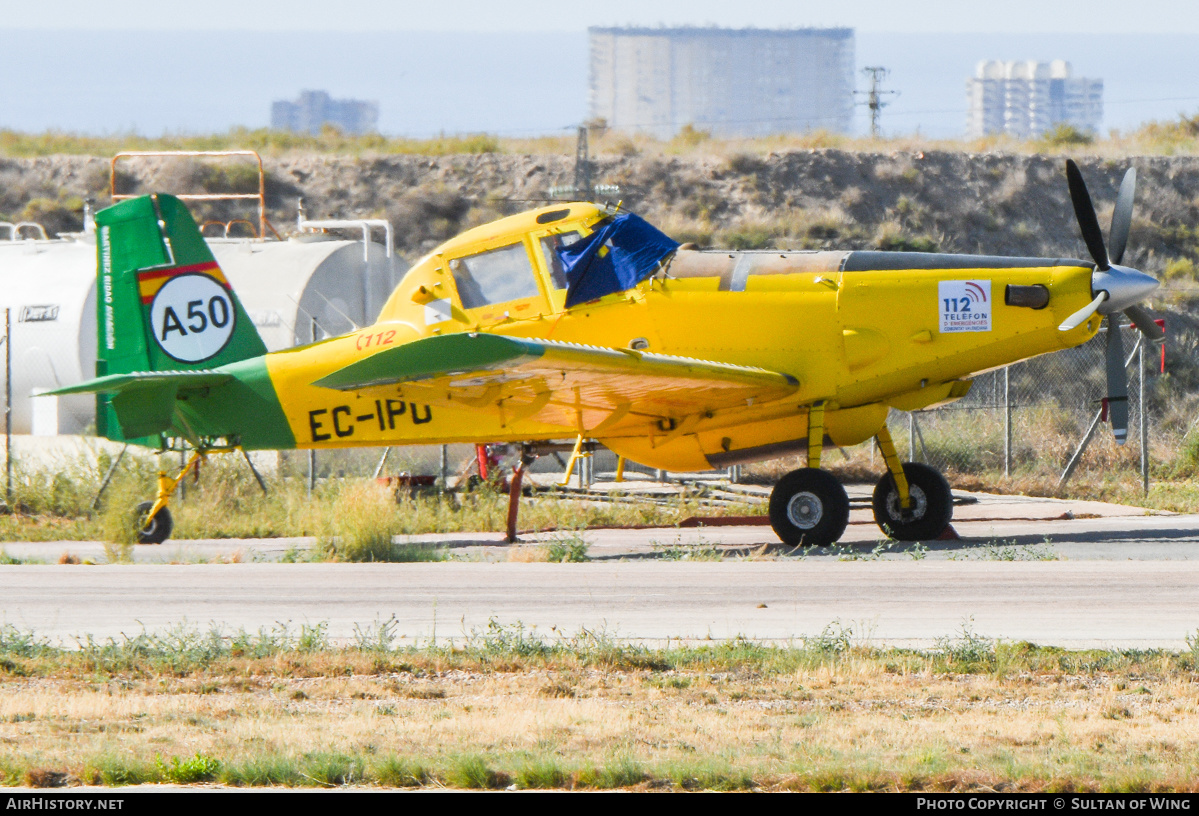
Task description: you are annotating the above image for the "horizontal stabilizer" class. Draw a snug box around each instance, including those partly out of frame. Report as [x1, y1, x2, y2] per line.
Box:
[46, 370, 232, 397]
[46, 369, 235, 440]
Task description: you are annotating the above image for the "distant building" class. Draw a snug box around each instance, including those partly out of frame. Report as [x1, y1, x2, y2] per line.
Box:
[589, 27, 855, 139]
[270, 90, 379, 135]
[966, 61, 1102, 139]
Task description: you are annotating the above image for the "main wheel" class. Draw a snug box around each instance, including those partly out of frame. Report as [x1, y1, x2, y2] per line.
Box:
[871, 462, 952, 541]
[134, 501, 173, 545]
[768, 468, 850, 547]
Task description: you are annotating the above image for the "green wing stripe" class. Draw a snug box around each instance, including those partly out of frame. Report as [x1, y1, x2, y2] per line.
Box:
[313, 334, 546, 391]
[313, 332, 798, 394]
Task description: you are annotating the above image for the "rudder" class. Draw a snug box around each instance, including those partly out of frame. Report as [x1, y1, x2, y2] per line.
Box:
[95, 194, 267, 438]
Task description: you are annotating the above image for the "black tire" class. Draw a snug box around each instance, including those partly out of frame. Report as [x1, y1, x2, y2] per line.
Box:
[134, 501, 173, 545]
[871, 462, 952, 541]
[768, 468, 850, 547]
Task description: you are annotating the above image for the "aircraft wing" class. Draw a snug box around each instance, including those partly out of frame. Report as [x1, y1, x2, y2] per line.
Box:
[313, 333, 798, 435]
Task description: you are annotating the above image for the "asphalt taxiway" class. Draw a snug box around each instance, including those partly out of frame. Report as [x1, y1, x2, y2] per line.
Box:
[0, 489, 1196, 648]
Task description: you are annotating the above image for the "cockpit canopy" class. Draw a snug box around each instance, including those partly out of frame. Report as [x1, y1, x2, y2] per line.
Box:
[444, 212, 678, 313]
[381, 206, 680, 326]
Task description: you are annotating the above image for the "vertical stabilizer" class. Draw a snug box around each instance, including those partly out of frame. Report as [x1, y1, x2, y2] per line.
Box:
[94, 194, 267, 438]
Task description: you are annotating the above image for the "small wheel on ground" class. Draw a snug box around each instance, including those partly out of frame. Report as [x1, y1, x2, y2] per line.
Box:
[768, 468, 850, 547]
[134, 501, 173, 545]
[871, 462, 952, 541]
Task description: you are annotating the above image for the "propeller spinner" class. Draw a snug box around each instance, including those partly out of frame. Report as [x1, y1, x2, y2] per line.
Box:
[1058, 159, 1162, 445]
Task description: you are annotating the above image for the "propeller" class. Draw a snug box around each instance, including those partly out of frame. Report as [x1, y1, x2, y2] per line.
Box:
[1060, 159, 1163, 445]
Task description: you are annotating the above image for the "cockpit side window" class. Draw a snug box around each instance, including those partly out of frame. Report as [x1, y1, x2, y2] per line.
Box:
[449, 243, 541, 309]
[538, 232, 584, 290]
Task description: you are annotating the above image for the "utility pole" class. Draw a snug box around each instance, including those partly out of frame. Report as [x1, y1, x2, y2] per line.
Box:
[856, 66, 899, 139]
[548, 124, 619, 202]
[573, 126, 592, 201]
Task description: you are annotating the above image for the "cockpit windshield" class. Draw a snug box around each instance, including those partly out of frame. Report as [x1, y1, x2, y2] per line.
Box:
[538, 232, 583, 290]
[449, 243, 541, 309]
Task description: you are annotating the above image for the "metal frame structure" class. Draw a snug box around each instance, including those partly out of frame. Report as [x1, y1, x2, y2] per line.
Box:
[110, 150, 279, 239]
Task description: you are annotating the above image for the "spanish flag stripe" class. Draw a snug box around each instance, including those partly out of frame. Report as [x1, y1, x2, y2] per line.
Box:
[136, 260, 222, 283]
[138, 261, 228, 303]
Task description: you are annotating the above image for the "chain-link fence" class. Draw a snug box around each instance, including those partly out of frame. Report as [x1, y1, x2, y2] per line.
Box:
[901, 328, 1174, 489]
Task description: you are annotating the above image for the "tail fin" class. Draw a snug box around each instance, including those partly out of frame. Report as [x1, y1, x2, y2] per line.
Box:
[97, 193, 266, 375]
[94, 194, 267, 439]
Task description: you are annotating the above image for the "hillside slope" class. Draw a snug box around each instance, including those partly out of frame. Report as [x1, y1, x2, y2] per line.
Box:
[2, 151, 1197, 269]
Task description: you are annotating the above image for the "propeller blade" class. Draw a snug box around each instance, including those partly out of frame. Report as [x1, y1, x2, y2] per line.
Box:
[1066, 159, 1110, 270]
[1105, 317, 1129, 445]
[1058, 291, 1108, 331]
[1124, 305, 1165, 342]
[1109, 167, 1136, 265]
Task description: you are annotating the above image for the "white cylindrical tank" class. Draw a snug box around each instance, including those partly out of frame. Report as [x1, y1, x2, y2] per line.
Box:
[0, 238, 98, 436]
[0, 233, 405, 435]
[208, 235, 402, 347]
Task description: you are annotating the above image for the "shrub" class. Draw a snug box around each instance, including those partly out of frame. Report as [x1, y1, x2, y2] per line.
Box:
[1039, 124, 1094, 147]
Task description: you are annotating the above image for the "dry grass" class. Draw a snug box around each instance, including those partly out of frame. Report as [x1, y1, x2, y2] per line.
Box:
[506, 545, 551, 563]
[2, 629, 1199, 790]
[0, 447, 752, 546]
[5, 113, 1199, 160]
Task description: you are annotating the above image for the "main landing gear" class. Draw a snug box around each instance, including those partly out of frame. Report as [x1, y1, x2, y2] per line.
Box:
[766, 408, 954, 547]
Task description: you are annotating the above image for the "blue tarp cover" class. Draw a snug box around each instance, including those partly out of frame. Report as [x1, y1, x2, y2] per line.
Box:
[560, 214, 680, 308]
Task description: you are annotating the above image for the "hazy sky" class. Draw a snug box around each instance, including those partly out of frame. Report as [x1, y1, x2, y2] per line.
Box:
[2, 1, 1197, 137]
[4, 0, 1198, 33]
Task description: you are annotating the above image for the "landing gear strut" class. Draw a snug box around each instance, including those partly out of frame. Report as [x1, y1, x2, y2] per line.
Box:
[131, 445, 248, 545]
[765, 413, 954, 547]
[767, 401, 849, 547]
[871, 424, 953, 541]
[132, 451, 203, 545]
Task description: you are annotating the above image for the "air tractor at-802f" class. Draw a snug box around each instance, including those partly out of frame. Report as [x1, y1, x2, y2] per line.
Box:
[52, 160, 1162, 546]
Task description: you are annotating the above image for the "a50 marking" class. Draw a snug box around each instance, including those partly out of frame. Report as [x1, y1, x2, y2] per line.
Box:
[149, 273, 236, 363]
[162, 297, 230, 336]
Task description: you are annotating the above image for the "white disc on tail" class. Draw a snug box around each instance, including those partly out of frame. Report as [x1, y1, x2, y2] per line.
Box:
[149, 273, 235, 363]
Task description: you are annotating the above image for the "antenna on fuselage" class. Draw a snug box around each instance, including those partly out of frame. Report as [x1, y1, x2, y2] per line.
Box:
[286, 294, 334, 343]
[311, 291, 362, 333]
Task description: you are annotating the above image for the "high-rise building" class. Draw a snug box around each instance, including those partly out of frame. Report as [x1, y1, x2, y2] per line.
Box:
[966, 61, 1103, 139]
[589, 27, 855, 139]
[271, 90, 379, 135]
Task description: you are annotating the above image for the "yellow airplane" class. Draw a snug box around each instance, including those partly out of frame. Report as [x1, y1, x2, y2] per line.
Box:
[51, 159, 1161, 546]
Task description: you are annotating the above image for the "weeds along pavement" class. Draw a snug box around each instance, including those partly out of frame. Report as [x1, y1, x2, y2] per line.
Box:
[0, 459, 1195, 789]
[0, 444, 1191, 563]
[3, 621, 1199, 791]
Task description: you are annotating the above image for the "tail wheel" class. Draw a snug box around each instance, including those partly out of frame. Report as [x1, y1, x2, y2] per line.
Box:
[134, 501, 173, 545]
[768, 468, 850, 547]
[872, 462, 952, 541]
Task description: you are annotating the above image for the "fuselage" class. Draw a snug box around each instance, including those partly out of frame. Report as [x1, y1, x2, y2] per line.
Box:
[179, 203, 1103, 470]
